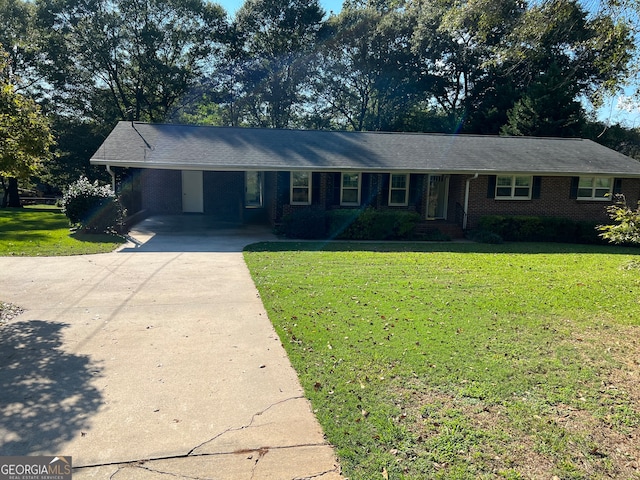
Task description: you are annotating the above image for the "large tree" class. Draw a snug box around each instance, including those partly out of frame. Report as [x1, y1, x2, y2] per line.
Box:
[311, 7, 430, 131]
[36, 0, 228, 123]
[230, 0, 325, 128]
[0, 46, 54, 207]
[0, 0, 43, 95]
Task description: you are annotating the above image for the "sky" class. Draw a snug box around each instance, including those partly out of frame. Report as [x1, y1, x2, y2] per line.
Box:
[218, 0, 343, 16]
[215, 0, 640, 129]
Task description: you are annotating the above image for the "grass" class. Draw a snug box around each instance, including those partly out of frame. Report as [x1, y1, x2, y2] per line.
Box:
[244, 241, 640, 480]
[0, 205, 125, 256]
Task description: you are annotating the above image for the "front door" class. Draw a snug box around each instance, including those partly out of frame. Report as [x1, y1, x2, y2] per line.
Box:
[182, 170, 203, 213]
[426, 174, 449, 219]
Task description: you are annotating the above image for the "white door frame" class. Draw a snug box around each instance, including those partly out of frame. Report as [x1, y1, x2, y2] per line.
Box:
[426, 174, 450, 220]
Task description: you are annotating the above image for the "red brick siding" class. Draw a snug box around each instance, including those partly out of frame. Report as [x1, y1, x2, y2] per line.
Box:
[465, 175, 640, 229]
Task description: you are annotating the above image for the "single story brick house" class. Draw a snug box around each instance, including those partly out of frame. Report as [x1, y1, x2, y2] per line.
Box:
[90, 121, 640, 235]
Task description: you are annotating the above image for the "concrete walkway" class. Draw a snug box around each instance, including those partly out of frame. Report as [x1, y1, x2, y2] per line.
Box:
[0, 217, 343, 479]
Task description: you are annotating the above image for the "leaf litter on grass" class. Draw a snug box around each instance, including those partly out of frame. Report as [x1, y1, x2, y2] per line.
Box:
[245, 246, 640, 479]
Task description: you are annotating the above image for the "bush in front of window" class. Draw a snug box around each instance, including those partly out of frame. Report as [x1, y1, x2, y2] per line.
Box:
[280, 208, 423, 240]
[280, 208, 328, 239]
[327, 208, 421, 240]
[477, 215, 605, 244]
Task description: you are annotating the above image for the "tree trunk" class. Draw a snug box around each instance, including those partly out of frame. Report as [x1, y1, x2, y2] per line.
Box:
[6, 177, 22, 208]
[1, 177, 6, 207]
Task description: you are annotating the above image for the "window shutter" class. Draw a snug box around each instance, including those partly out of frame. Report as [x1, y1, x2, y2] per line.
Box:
[487, 175, 496, 199]
[312, 172, 321, 205]
[532, 176, 542, 199]
[361, 173, 370, 206]
[381, 174, 390, 206]
[409, 174, 421, 205]
[332, 173, 341, 205]
[281, 171, 290, 204]
[569, 177, 579, 199]
[613, 178, 623, 195]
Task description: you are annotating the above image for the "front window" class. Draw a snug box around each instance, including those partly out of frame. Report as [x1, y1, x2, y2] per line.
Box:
[577, 177, 612, 200]
[495, 175, 532, 199]
[291, 171, 312, 205]
[341, 172, 361, 206]
[245, 171, 263, 207]
[389, 173, 409, 206]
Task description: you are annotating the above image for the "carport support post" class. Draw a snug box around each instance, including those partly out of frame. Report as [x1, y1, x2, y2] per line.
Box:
[106, 165, 116, 192]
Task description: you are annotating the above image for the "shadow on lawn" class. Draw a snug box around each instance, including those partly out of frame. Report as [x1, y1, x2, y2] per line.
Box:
[0, 320, 103, 455]
[244, 240, 640, 255]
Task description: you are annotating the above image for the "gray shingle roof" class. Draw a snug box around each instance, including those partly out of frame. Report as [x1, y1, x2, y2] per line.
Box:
[90, 121, 640, 177]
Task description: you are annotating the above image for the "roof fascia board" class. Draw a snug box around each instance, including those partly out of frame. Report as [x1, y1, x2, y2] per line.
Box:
[90, 161, 640, 178]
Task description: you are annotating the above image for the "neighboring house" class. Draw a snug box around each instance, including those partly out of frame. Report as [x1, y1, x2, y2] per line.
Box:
[90, 122, 640, 235]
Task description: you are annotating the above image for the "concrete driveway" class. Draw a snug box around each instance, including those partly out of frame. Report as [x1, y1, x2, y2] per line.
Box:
[0, 216, 343, 479]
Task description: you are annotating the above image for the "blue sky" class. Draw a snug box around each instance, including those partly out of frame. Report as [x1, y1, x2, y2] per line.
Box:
[217, 0, 343, 16]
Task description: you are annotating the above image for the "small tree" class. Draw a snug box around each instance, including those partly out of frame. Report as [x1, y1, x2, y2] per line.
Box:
[0, 45, 54, 207]
[62, 177, 125, 233]
[598, 194, 640, 245]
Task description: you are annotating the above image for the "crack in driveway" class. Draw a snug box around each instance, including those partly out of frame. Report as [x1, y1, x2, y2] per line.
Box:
[187, 395, 306, 455]
[75, 395, 341, 479]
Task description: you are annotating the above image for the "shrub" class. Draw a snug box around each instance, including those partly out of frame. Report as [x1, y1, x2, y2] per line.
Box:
[280, 208, 422, 240]
[477, 215, 606, 244]
[327, 208, 421, 240]
[598, 194, 640, 245]
[62, 177, 125, 233]
[467, 229, 504, 244]
[280, 208, 327, 239]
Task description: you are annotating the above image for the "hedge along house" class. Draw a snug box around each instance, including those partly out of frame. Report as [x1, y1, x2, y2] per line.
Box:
[90, 121, 640, 236]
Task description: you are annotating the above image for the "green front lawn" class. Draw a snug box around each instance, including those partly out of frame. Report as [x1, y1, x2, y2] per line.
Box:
[0, 206, 124, 256]
[244, 242, 640, 480]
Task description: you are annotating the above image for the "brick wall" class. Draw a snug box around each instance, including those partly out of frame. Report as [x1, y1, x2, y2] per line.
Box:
[141, 169, 181, 213]
[465, 175, 640, 229]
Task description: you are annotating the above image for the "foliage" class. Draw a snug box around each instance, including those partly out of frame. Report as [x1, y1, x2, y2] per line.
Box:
[229, 0, 325, 128]
[598, 194, 640, 245]
[280, 208, 422, 240]
[0, 0, 41, 94]
[501, 63, 584, 137]
[280, 208, 327, 239]
[0, 45, 54, 206]
[61, 176, 125, 233]
[478, 215, 605, 244]
[0, 205, 124, 255]
[328, 208, 421, 240]
[311, 8, 425, 131]
[41, 117, 111, 191]
[466, 229, 504, 244]
[244, 243, 640, 479]
[36, 0, 228, 122]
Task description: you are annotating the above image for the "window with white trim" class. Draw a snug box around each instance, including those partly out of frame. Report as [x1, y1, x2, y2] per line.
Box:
[577, 177, 612, 200]
[341, 172, 361, 206]
[291, 171, 312, 205]
[389, 173, 409, 206]
[495, 175, 532, 199]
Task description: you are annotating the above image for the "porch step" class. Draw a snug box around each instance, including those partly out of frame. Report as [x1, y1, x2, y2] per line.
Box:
[414, 222, 465, 239]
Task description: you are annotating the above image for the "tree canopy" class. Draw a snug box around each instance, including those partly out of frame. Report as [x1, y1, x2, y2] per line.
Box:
[0, 45, 54, 206]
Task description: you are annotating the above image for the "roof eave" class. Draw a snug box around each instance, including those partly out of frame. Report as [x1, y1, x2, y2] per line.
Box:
[89, 159, 640, 177]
